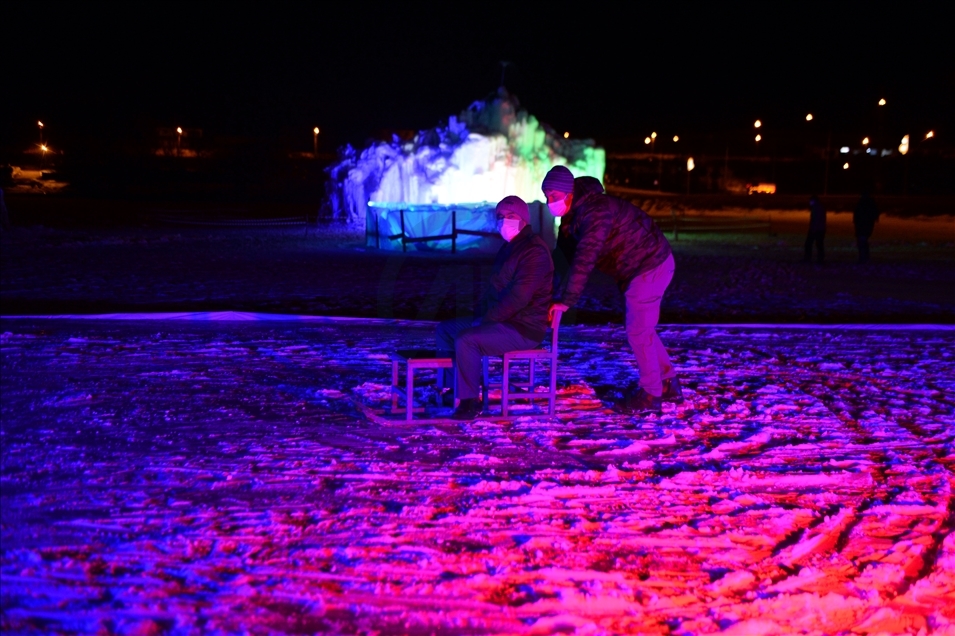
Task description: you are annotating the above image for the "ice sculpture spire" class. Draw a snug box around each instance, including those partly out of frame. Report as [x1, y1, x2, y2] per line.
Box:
[325, 89, 605, 226]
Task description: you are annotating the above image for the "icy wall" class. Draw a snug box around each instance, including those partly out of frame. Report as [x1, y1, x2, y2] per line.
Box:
[325, 88, 605, 227]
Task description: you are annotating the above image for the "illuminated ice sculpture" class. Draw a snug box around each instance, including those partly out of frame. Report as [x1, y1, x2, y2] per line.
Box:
[324, 88, 605, 251]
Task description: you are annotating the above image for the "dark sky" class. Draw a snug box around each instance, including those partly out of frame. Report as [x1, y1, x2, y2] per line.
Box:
[4, 2, 952, 152]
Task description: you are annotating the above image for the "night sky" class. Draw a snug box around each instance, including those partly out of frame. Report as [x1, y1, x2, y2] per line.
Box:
[4, 3, 951, 153]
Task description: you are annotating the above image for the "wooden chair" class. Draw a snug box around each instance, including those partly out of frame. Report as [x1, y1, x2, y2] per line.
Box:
[482, 310, 563, 416]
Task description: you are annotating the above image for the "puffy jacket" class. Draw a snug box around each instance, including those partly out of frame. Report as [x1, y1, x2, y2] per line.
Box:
[555, 177, 672, 307]
[476, 225, 554, 342]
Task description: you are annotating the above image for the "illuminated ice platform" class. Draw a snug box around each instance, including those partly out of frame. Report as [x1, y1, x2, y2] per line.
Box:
[326, 88, 604, 250]
[366, 201, 555, 252]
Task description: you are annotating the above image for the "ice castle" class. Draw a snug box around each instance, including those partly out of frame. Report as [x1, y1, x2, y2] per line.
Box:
[324, 88, 605, 251]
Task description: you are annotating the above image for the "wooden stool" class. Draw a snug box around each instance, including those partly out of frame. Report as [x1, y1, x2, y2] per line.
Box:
[390, 350, 453, 421]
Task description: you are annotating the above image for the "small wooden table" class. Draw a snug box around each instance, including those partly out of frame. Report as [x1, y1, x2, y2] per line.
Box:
[390, 350, 453, 421]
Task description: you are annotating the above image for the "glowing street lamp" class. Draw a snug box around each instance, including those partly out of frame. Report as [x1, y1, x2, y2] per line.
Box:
[176, 127, 183, 157]
[925, 130, 935, 140]
[754, 120, 762, 128]
[686, 157, 695, 194]
[644, 137, 651, 145]
[563, 131, 569, 139]
[862, 137, 870, 146]
[899, 134, 910, 155]
[843, 162, 850, 169]
[755, 134, 762, 142]
[313, 126, 320, 156]
[878, 98, 886, 106]
[672, 135, 679, 142]
[805, 113, 813, 121]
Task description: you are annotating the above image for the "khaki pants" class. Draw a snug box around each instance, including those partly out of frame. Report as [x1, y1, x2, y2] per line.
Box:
[624, 253, 675, 397]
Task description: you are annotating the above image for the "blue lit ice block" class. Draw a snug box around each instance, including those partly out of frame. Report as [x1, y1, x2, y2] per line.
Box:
[366, 201, 555, 252]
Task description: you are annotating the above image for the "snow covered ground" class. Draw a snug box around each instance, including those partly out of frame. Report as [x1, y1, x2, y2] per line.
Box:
[2, 316, 953, 634]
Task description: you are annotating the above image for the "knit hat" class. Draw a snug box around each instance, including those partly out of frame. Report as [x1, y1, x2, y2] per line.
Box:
[495, 195, 529, 224]
[542, 165, 575, 194]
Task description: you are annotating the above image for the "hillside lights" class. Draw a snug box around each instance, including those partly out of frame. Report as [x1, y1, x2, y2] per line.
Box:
[899, 135, 910, 155]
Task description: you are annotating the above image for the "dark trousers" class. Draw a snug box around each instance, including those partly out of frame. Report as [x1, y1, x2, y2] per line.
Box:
[436, 317, 540, 400]
[856, 235, 870, 263]
[804, 231, 825, 263]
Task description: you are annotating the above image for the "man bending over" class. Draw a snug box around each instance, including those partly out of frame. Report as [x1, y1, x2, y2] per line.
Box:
[543, 165, 681, 414]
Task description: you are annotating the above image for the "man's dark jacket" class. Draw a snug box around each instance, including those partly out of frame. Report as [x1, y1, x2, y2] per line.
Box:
[475, 225, 554, 342]
[554, 177, 672, 308]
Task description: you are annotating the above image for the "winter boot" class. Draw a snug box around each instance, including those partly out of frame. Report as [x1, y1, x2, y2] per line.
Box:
[614, 389, 662, 415]
[661, 377, 685, 404]
[451, 398, 483, 421]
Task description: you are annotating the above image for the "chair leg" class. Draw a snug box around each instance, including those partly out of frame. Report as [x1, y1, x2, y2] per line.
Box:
[391, 360, 399, 413]
[482, 356, 489, 412]
[549, 358, 557, 416]
[502, 358, 510, 417]
[406, 365, 414, 422]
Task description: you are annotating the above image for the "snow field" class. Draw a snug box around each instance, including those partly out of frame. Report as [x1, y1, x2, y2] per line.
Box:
[1, 319, 953, 634]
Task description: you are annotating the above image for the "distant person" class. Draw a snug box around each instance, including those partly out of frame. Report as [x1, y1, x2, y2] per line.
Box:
[803, 195, 826, 263]
[853, 191, 880, 263]
[435, 196, 554, 420]
[542, 165, 681, 415]
[0, 188, 9, 231]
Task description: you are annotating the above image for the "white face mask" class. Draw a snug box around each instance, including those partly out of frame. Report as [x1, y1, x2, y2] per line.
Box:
[548, 198, 569, 217]
[500, 218, 523, 242]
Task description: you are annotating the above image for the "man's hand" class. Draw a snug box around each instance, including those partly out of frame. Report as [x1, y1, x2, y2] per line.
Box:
[548, 303, 570, 323]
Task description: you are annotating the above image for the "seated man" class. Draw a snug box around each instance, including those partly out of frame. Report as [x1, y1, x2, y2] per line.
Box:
[436, 196, 554, 420]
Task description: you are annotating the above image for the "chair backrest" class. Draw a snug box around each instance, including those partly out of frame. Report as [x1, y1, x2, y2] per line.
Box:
[548, 309, 563, 356]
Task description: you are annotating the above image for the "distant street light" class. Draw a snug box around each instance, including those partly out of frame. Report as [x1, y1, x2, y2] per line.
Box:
[878, 98, 886, 106]
[925, 130, 935, 139]
[563, 131, 569, 139]
[672, 135, 679, 142]
[313, 127, 320, 156]
[843, 162, 850, 169]
[754, 120, 762, 128]
[686, 157, 694, 194]
[176, 127, 183, 157]
[644, 137, 651, 145]
[805, 113, 813, 121]
[899, 135, 910, 155]
[862, 137, 870, 145]
[755, 134, 762, 142]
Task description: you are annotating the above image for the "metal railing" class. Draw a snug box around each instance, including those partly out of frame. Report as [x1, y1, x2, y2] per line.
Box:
[651, 207, 772, 240]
